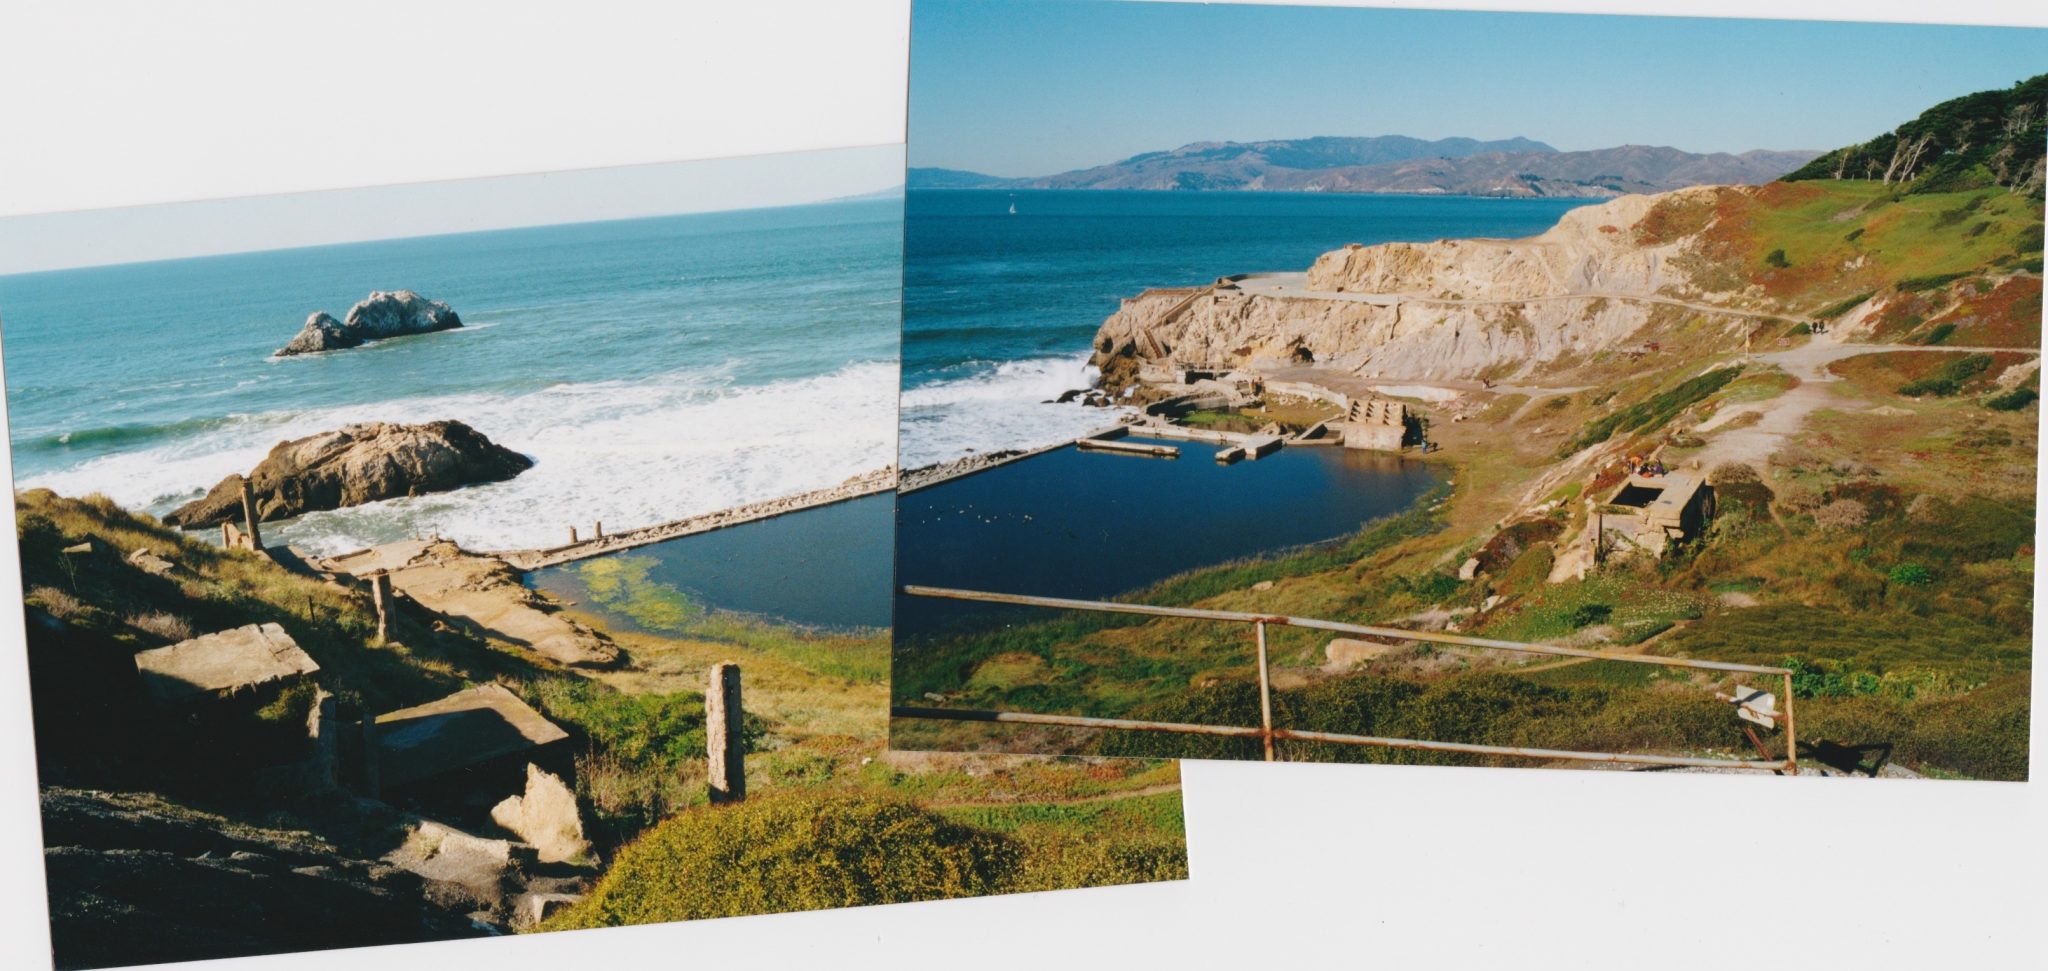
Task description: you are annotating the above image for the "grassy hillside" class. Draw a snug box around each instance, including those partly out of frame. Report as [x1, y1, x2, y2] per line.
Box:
[17, 487, 1187, 946]
[1784, 72, 2045, 196]
[895, 126, 2042, 779]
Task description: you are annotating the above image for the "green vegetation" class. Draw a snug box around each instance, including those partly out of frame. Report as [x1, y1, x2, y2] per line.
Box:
[1784, 73, 2047, 197]
[573, 554, 885, 682]
[17, 486, 1187, 932]
[1986, 385, 2039, 411]
[1897, 354, 1992, 397]
[1561, 366, 1742, 456]
[1814, 291, 1876, 319]
[544, 791, 1017, 928]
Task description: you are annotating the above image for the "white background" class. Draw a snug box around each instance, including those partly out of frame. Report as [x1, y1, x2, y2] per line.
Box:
[0, 1, 2043, 968]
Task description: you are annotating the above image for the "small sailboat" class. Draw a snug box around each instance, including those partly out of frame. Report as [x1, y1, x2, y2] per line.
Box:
[1008, 202, 1018, 215]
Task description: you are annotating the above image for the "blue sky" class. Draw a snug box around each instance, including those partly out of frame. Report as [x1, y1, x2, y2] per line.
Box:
[0, 145, 901, 274]
[910, 1, 2048, 177]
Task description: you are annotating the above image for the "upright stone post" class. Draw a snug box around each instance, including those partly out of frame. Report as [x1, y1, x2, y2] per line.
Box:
[569, 525, 579, 544]
[238, 475, 263, 551]
[360, 715, 382, 798]
[594, 521, 604, 539]
[706, 662, 746, 804]
[306, 689, 339, 792]
[370, 573, 392, 644]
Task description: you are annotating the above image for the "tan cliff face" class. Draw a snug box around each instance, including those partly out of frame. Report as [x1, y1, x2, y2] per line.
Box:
[1092, 187, 1745, 383]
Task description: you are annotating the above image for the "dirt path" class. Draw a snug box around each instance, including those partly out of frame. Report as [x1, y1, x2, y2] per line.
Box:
[1693, 337, 2039, 471]
[1233, 271, 1814, 324]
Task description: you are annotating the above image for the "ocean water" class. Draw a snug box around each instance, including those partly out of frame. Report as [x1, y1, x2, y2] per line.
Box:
[0, 199, 902, 556]
[899, 189, 1594, 466]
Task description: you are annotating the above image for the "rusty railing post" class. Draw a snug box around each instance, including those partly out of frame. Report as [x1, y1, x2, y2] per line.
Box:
[1782, 670, 1799, 776]
[238, 476, 263, 551]
[1255, 620, 1276, 762]
[707, 662, 746, 803]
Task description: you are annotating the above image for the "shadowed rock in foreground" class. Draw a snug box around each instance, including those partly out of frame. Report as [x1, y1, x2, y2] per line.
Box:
[164, 421, 532, 528]
[39, 788, 484, 970]
[275, 290, 462, 356]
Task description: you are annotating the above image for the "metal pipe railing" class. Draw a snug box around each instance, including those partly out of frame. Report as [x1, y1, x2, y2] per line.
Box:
[897, 585, 1799, 774]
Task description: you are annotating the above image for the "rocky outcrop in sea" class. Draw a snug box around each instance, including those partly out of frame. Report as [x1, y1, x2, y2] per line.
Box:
[164, 420, 532, 528]
[275, 290, 462, 356]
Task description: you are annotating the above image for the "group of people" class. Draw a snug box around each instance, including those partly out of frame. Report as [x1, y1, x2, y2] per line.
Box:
[1625, 454, 1667, 477]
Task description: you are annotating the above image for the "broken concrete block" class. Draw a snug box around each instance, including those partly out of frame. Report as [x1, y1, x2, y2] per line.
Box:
[513, 891, 585, 929]
[387, 820, 519, 907]
[490, 764, 589, 864]
[1458, 557, 1481, 581]
[374, 684, 569, 790]
[132, 622, 320, 705]
[125, 547, 178, 576]
[1326, 638, 1395, 669]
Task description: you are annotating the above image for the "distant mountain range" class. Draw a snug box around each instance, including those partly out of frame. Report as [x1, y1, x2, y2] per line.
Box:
[913, 134, 1822, 198]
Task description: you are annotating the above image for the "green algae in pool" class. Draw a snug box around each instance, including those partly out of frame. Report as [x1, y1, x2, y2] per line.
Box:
[529, 493, 893, 632]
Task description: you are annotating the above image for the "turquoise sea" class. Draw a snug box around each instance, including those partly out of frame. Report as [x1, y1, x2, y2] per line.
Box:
[0, 199, 902, 558]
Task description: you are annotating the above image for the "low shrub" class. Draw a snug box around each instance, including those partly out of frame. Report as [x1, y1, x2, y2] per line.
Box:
[546, 791, 1020, 928]
[1985, 386, 2038, 411]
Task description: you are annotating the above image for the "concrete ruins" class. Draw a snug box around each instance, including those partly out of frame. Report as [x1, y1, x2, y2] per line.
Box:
[132, 622, 320, 706]
[1337, 397, 1411, 452]
[1596, 470, 1716, 557]
[372, 683, 570, 791]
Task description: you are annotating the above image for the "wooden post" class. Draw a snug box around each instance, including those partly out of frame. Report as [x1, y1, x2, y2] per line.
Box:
[360, 715, 381, 798]
[706, 662, 746, 804]
[238, 475, 263, 551]
[370, 573, 392, 644]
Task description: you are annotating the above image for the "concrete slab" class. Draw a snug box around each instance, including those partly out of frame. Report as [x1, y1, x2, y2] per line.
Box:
[1243, 434, 1284, 458]
[133, 623, 320, 705]
[374, 684, 569, 790]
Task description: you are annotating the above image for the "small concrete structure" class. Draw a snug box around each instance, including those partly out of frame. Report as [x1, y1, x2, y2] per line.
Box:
[133, 622, 320, 706]
[1078, 436, 1180, 458]
[1242, 433, 1284, 459]
[1337, 397, 1410, 452]
[1599, 470, 1715, 557]
[374, 683, 569, 790]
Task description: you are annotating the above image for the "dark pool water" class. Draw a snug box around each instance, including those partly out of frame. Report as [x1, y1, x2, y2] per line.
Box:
[530, 492, 895, 631]
[895, 438, 1439, 636]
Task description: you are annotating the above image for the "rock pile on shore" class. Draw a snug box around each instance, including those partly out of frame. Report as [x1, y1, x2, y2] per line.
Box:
[275, 290, 463, 356]
[164, 420, 532, 527]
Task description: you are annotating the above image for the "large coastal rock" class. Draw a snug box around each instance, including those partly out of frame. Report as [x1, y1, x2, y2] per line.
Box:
[1091, 187, 1748, 384]
[275, 290, 462, 356]
[164, 421, 531, 528]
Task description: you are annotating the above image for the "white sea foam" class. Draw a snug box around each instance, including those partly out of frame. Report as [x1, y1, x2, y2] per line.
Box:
[22, 361, 901, 556]
[897, 354, 1134, 468]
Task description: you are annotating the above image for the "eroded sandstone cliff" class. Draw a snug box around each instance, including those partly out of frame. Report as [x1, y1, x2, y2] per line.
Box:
[1091, 188, 1753, 385]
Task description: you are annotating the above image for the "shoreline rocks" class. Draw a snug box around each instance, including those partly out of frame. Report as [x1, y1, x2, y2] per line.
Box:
[276, 290, 462, 356]
[164, 421, 532, 528]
